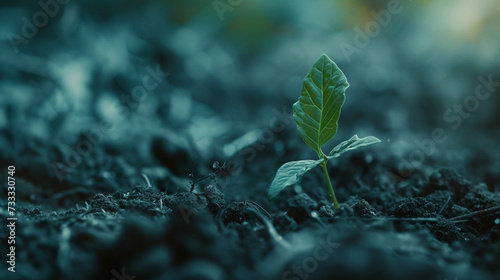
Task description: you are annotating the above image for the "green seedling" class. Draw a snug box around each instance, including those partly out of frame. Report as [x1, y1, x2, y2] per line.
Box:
[268, 54, 380, 209]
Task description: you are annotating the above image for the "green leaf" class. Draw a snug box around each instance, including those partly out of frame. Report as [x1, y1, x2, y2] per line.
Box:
[327, 134, 381, 159]
[293, 54, 349, 156]
[268, 159, 323, 201]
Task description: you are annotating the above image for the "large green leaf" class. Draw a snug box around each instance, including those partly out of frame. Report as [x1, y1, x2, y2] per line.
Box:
[268, 159, 323, 201]
[293, 54, 349, 156]
[327, 134, 381, 159]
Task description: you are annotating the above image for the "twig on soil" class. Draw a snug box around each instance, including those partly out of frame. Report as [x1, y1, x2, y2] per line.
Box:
[448, 219, 469, 224]
[142, 173, 152, 188]
[326, 206, 500, 225]
[448, 205, 500, 222]
[330, 217, 441, 223]
[330, 216, 492, 224]
[247, 207, 290, 248]
[189, 162, 227, 192]
[437, 196, 452, 216]
[245, 200, 273, 220]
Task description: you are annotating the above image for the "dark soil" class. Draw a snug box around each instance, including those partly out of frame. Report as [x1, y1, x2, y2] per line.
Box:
[1, 1, 500, 280]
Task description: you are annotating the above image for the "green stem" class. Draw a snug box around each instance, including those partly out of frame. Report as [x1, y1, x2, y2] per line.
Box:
[320, 160, 339, 210]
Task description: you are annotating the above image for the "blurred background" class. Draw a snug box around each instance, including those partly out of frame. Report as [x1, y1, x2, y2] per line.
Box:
[1, 0, 499, 207]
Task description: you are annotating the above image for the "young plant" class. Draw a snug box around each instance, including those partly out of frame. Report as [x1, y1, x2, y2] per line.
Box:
[268, 54, 380, 210]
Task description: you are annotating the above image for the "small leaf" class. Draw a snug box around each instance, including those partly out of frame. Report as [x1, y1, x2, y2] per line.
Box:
[293, 54, 349, 156]
[327, 134, 381, 159]
[268, 159, 323, 201]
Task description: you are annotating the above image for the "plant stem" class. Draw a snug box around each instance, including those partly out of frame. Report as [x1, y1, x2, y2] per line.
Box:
[320, 160, 339, 210]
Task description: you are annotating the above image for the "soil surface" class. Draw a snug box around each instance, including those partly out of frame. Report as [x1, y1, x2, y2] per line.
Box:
[1, 1, 500, 280]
